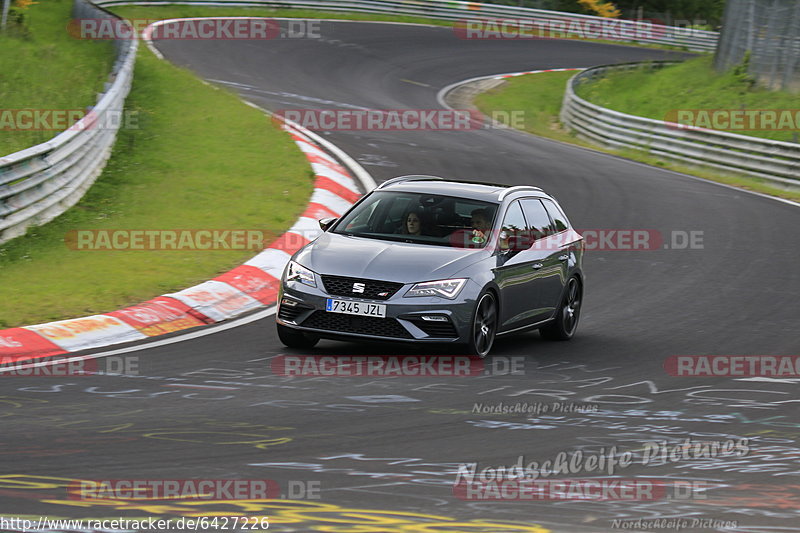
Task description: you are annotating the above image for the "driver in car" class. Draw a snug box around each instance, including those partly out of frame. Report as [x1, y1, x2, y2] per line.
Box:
[471, 208, 510, 249]
[470, 208, 490, 243]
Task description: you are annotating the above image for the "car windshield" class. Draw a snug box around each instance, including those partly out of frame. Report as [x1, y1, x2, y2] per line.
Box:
[332, 191, 499, 248]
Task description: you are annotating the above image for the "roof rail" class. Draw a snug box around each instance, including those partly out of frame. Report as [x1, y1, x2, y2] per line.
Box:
[376, 175, 445, 189]
[497, 185, 544, 201]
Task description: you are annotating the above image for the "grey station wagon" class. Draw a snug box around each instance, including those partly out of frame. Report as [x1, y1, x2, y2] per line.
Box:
[276, 176, 585, 357]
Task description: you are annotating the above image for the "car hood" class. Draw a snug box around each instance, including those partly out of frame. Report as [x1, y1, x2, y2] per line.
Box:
[295, 233, 486, 283]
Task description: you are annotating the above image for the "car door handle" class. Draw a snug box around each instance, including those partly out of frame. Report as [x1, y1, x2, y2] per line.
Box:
[532, 263, 543, 270]
[558, 254, 569, 261]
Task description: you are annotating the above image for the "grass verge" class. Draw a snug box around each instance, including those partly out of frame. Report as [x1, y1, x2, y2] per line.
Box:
[0, 45, 312, 328]
[575, 56, 800, 143]
[0, 0, 115, 155]
[474, 71, 800, 202]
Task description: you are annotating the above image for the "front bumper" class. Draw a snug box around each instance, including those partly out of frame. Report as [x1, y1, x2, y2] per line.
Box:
[276, 278, 479, 344]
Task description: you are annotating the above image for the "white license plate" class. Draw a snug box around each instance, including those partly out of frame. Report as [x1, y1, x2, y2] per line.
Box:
[326, 299, 386, 318]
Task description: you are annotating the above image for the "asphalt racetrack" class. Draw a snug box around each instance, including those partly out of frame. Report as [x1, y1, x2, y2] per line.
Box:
[2, 20, 799, 533]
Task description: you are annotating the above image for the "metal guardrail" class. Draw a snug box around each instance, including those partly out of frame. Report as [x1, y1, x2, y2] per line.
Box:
[560, 62, 800, 188]
[92, 0, 718, 52]
[0, 0, 137, 245]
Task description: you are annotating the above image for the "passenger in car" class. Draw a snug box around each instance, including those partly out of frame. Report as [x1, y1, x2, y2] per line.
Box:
[398, 210, 425, 236]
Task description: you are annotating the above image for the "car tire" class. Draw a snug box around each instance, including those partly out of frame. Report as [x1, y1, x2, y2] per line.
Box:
[466, 291, 497, 358]
[540, 276, 582, 341]
[277, 323, 320, 349]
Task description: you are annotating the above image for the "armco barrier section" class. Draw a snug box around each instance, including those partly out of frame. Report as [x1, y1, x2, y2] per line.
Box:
[0, 0, 138, 245]
[0, 121, 362, 361]
[560, 62, 800, 187]
[92, 0, 718, 52]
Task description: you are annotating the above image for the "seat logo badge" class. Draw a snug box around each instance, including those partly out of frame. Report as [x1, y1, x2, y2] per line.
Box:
[352, 283, 366, 293]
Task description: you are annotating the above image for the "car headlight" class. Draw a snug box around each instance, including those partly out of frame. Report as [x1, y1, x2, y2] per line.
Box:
[284, 261, 317, 287]
[404, 278, 467, 299]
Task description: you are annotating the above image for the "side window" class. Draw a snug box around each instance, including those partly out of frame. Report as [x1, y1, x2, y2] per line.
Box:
[500, 201, 529, 250]
[520, 199, 554, 241]
[542, 199, 570, 233]
[345, 198, 380, 231]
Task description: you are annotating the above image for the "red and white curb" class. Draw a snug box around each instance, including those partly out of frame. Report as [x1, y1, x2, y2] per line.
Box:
[0, 121, 368, 362]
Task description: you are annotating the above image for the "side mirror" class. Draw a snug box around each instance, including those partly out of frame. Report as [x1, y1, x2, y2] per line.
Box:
[498, 230, 512, 255]
[500, 233, 532, 255]
[319, 217, 338, 231]
[513, 235, 532, 251]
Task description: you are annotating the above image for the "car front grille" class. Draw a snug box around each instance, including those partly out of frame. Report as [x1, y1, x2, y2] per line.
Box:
[302, 311, 412, 339]
[320, 275, 404, 300]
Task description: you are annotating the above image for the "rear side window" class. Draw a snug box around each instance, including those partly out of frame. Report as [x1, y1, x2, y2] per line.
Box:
[542, 199, 570, 233]
[500, 201, 529, 251]
[501, 200, 527, 230]
[520, 199, 554, 241]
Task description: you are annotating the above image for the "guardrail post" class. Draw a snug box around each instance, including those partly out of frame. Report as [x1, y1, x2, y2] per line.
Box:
[1, 0, 10, 31]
